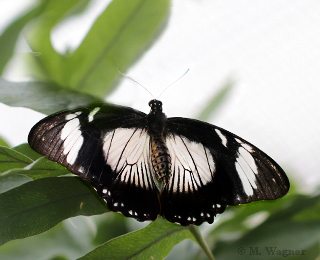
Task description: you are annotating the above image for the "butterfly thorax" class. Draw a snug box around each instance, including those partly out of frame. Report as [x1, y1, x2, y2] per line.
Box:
[147, 100, 172, 183]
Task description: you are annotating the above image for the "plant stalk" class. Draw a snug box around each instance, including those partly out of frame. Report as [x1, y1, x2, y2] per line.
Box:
[188, 225, 215, 260]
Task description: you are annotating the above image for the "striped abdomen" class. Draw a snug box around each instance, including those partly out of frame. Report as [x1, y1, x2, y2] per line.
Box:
[150, 136, 171, 183]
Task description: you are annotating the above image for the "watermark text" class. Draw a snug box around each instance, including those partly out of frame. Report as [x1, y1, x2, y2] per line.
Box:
[237, 247, 306, 257]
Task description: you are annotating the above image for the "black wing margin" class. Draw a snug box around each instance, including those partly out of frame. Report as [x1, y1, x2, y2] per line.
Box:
[161, 117, 289, 226]
[28, 102, 160, 222]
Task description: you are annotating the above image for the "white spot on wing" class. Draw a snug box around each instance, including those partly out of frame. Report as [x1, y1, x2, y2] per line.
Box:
[236, 145, 259, 196]
[65, 111, 81, 121]
[235, 138, 242, 144]
[66, 135, 83, 164]
[61, 118, 80, 140]
[242, 143, 253, 152]
[236, 162, 253, 196]
[60, 118, 84, 165]
[63, 127, 82, 154]
[240, 147, 258, 175]
[66, 114, 77, 120]
[215, 129, 228, 147]
[88, 107, 101, 122]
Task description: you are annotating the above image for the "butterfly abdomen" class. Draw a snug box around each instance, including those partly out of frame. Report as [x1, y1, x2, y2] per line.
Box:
[147, 99, 172, 183]
[150, 136, 172, 184]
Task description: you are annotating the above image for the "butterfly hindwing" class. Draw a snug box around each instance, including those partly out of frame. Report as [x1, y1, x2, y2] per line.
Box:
[96, 128, 160, 221]
[161, 117, 289, 225]
[28, 103, 160, 221]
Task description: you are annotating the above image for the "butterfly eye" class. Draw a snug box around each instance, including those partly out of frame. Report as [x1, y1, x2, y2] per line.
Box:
[148, 100, 162, 111]
[148, 99, 156, 107]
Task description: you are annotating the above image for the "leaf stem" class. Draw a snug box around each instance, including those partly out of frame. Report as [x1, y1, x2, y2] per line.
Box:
[188, 225, 215, 260]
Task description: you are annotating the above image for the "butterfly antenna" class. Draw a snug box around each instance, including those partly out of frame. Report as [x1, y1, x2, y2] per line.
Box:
[117, 68, 154, 99]
[157, 68, 190, 99]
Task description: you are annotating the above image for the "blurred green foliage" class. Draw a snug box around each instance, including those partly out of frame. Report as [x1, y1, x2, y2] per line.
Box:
[0, 0, 318, 259]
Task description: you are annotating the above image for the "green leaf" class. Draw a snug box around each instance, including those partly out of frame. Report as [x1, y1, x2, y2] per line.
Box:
[208, 195, 294, 243]
[292, 198, 320, 221]
[0, 144, 70, 180]
[0, 145, 33, 173]
[0, 174, 32, 194]
[213, 194, 320, 260]
[13, 143, 43, 161]
[78, 218, 195, 260]
[68, 0, 170, 97]
[6, 157, 70, 180]
[0, 138, 9, 148]
[0, 78, 97, 114]
[93, 213, 130, 246]
[26, 0, 84, 78]
[197, 78, 234, 121]
[28, 0, 170, 98]
[0, 215, 99, 260]
[0, 213, 134, 260]
[0, 1, 47, 74]
[0, 177, 108, 246]
[280, 242, 320, 260]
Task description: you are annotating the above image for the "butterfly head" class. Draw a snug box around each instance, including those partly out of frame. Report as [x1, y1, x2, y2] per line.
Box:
[148, 99, 163, 114]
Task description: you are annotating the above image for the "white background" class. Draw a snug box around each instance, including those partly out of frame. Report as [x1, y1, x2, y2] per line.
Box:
[1, 0, 320, 192]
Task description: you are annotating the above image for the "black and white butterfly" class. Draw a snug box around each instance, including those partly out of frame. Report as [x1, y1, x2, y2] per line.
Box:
[28, 100, 289, 226]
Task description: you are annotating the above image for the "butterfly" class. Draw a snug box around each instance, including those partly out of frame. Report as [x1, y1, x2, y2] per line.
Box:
[28, 99, 289, 226]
